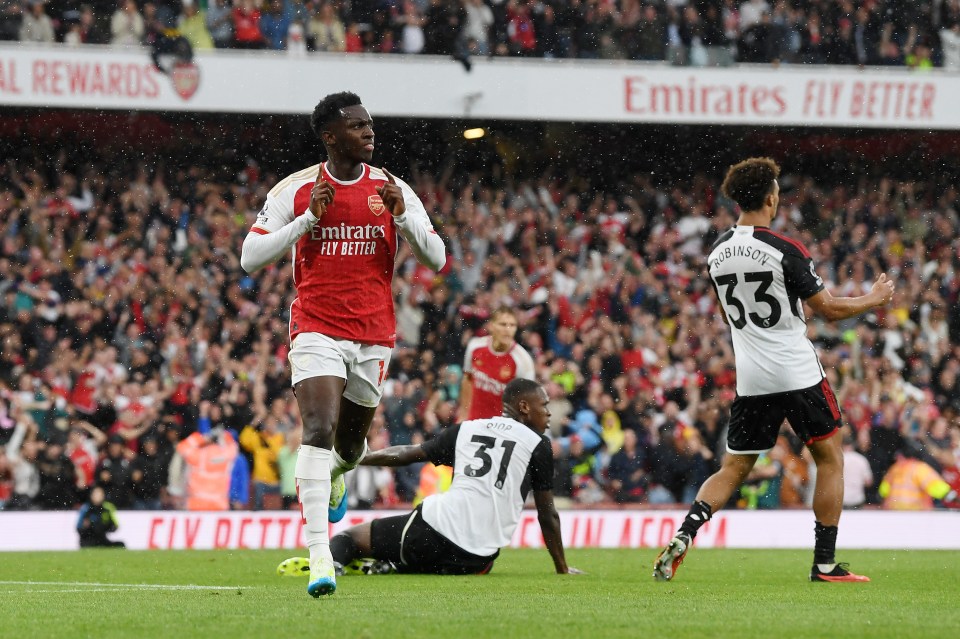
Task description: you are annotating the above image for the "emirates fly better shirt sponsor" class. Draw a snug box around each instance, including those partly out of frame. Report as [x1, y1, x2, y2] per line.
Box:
[251, 163, 435, 346]
[707, 226, 826, 396]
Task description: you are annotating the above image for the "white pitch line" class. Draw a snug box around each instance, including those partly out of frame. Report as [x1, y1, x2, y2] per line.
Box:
[1, 588, 123, 593]
[0, 580, 248, 590]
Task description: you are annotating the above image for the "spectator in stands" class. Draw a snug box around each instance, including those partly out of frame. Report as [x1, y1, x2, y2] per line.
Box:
[853, 5, 882, 65]
[825, 18, 859, 66]
[130, 436, 165, 510]
[66, 424, 101, 497]
[64, 5, 97, 45]
[18, 0, 54, 43]
[633, 3, 666, 61]
[906, 42, 934, 69]
[797, 10, 826, 64]
[110, 0, 144, 46]
[943, 18, 960, 71]
[924, 416, 958, 471]
[259, 0, 290, 50]
[343, 21, 362, 52]
[396, 0, 426, 55]
[607, 428, 647, 504]
[308, 1, 344, 52]
[206, 0, 233, 48]
[0, 0, 22, 41]
[648, 423, 710, 505]
[462, 0, 493, 56]
[738, 9, 779, 63]
[240, 416, 284, 510]
[842, 430, 873, 509]
[96, 435, 134, 509]
[34, 440, 77, 509]
[178, 0, 214, 51]
[505, 0, 536, 57]
[228, 441, 251, 510]
[423, 0, 464, 56]
[232, 0, 264, 49]
[701, 4, 733, 66]
[4, 420, 39, 510]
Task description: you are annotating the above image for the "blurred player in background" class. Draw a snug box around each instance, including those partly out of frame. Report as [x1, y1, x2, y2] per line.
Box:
[459, 307, 535, 421]
[280, 379, 580, 577]
[240, 91, 446, 597]
[654, 157, 894, 584]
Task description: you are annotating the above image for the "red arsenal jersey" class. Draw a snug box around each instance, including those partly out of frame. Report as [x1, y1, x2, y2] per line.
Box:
[253, 163, 412, 346]
[463, 336, 536, 420]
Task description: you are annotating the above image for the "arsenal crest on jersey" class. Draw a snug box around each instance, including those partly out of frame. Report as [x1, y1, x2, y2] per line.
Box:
[368, 194, 385, 216]
[171, 62, 200, 100]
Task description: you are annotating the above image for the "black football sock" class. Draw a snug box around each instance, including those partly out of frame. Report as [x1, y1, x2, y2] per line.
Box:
[813, 521, 838, 566]
[330, 533, 359, 566]
[678, 500, 713, 540]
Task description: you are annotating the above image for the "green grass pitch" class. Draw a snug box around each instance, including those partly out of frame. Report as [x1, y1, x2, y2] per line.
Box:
[0, 548, 957, 639]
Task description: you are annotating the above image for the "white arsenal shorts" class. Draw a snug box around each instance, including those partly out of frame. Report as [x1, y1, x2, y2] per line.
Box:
[288, 333, 393, 408]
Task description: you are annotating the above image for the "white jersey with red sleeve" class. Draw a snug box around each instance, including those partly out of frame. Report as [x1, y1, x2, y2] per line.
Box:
[245, 163, 445, 347]
[463, 336, 536, 420]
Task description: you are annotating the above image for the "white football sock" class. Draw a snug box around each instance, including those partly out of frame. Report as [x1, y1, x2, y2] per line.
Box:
[295, 445, 332, 564]
[331, 441, 368, 481]
[817, 563, 837, 572]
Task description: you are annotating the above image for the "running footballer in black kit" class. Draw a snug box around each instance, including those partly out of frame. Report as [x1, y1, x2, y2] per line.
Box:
[318, 379, 580, 576]
[654, 157, 894, 584]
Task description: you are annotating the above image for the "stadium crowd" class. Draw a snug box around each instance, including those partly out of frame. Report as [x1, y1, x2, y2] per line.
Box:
[0, 140, 959, 514]
[5, 0, 960, 70]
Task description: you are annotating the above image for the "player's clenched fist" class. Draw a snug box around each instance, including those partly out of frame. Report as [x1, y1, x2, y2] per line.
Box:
[871, 273, 895, 305]
[310, 179, 335, 219]
[376, 168, 405, 217]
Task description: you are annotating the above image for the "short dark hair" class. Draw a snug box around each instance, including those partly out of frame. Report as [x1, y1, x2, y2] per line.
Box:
[310, 91, 362, 138]
[720, 157, 780, 213]
[502, 378, 542, 409]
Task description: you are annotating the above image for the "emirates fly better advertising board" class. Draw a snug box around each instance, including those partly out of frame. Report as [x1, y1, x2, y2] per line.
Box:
[0, 43, 956, 128]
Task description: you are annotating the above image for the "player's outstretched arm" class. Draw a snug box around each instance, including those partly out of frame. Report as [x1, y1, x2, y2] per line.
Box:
[533, 489, 579, 575]
[378, 168, 446, 271]
[806, 273, 895, 321]
[360, 444, 429, 468]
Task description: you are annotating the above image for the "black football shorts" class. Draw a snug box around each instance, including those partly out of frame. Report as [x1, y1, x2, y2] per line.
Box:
[370, 505, 498, 575]
[726, 378, 842, 453]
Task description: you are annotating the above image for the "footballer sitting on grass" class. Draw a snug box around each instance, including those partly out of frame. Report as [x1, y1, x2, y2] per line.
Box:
[279, 378, 583, 577]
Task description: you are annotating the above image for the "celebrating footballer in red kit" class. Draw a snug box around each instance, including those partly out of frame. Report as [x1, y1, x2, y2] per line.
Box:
[240, 92, 446, 598]
[460, 307, 535, 421]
